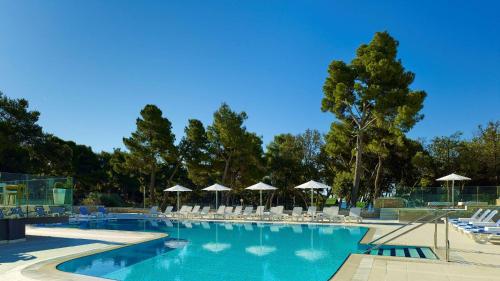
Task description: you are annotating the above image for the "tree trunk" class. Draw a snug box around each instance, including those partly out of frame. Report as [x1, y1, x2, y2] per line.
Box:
[373, 155, 383, 202]
[149, 168, 156, 205]
[222, 155, 231, 185]
[351, 131, 364, 206]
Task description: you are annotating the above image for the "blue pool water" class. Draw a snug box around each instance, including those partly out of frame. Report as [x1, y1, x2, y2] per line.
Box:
[53, 219, 368, 281]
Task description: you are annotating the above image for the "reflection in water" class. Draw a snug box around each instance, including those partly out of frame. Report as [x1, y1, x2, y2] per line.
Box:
[294, 225, 327, 262]
[202, 223, 231, 253]
[245, 223, 277, 257]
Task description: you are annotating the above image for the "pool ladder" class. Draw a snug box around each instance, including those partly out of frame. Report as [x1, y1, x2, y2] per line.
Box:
[364, 210, 455, 261]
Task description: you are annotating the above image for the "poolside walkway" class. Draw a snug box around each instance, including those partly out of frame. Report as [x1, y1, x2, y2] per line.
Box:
[0, 226, 166, 281]
[333, 222, 500, 281]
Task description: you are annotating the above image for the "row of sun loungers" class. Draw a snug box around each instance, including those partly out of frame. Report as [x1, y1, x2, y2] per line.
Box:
[0, 205, 70, 219]
[450, 208, 500, 244]
[150, 205, 363, 223]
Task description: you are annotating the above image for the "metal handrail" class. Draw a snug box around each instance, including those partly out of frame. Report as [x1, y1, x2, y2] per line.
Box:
[368, 212, 436, 244]
[365, 210, 454, 255]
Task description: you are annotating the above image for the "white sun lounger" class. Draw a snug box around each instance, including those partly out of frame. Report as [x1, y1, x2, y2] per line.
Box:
[323, 206, 345, 222]
[230, 206, 243, 219]
[290, 207, 303, 221]
[242, 206, 254, 218]
[213, 205, 226, 219]
[199, 206, 210, 218]
[345, 207, 362, 223]
[305, 206, 317, 221]
[189, 205, 201, 218]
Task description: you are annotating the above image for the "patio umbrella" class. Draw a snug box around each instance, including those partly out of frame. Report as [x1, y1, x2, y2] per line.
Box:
[202, 183, 231, 209]
[164, 185, 192, 211]
[245, 182, 277, 206]
[436, 173, 471, 206]
[245, 223, 276, 257]
[294, 180, 330, 207]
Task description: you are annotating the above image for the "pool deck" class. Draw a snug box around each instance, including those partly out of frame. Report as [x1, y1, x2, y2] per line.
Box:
[333, 221, 500, 281]
[0, 220, 498, 281]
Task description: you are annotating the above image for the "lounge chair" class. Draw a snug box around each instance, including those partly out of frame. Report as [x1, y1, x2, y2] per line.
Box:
[223, 206, 234, 219]
[74, 206, 99, 221]
[180, 206, 193, 218]
[345, 207, 362, 223]
[230, 206, 243, 219]
[270, 206, 284, 220]
[290, 207, 303, 221]
[242, 206, 253, 218]
[214, 205, 226, 219]
[459, 211, 499, 232]
[323, 206, 344, 222]
[250, 205, 265, 220]
[453, 209, 491, 227]
[189, 205, 201, 218]
[161, 206, 174, 217]
[456, 210, 497, 231]
[148, 206, 160, 218]
[9, 206, 26, 218]
[451, 208, 483, 223]
[305, 206, 317, 221]
[198, 206, 210, 218]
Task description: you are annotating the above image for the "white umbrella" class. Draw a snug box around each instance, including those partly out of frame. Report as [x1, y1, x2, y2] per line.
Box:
[164, 185, 192, 211]
[294, 180, 330, 207]
[203, 184, 231, 209]
[246, 182, 277, 206]
[436, 173, 471, 206]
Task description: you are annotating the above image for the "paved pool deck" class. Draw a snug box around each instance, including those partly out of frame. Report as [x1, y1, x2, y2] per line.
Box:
[0, 220, 498, 281]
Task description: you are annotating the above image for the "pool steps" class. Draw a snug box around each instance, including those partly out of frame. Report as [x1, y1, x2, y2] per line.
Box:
[367, 246, 436, 259]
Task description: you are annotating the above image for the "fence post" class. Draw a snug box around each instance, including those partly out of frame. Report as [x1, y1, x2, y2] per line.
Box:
[445, 214, 450, 262]
[433, 210, 437, 250]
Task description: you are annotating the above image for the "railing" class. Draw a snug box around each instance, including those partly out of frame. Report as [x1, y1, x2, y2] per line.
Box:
[365, 210, 455, 261]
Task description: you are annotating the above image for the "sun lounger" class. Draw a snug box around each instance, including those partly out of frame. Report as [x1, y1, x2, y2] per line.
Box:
[242, 206, 253, 218]
[270, 206, 284, 220]
[323, 206, 344, 222]
[305, 206, 317, 221]
[189, 205, 201, 218]
[9, 206, 26, 218]
[230, 206, 243, 219]
[453, 209, 491, 227]
[223, 206, 234, 219]
[148, 206, 160, 218]
[250, 206, 265, 220]
[198, 206, 210, 218]
[180, 206, 193, 218]
[213, 205, 226, 219]
[162, 206, 174, 217]
[290, 207, 303, 221]
[457, 210, 497, 231]
[451, 208, 483, 223]
[345, 207, 362, 223]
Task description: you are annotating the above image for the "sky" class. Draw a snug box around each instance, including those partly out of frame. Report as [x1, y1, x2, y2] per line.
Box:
[0, 0, 498, 152]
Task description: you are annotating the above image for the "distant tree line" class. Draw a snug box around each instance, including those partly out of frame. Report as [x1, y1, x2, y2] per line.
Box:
[1, 32, 498, 208]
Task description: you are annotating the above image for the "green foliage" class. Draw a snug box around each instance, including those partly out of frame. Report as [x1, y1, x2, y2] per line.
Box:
[122, 104, 177, 204]
[322, 32, 426, 205]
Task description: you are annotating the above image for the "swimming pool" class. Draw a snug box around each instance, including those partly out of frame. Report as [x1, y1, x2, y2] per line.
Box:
[52, 219, 367, 281]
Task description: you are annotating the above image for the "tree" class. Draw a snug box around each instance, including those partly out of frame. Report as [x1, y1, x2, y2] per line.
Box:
[182, 119, 212, 187]
[475, 121, 499, 185]
[123, 105, 176, 204]
[206, 103, 249, 186]
[321, 31, 426, 205]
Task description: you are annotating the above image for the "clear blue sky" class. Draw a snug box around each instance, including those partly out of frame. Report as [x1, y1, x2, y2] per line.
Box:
[0, 1, 498, 152]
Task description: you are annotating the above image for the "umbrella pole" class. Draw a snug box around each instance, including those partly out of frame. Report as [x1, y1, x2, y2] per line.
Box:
[311, 188, 314, 207]
[177, 191, 180, 211]
[260, 190, 262, 207]
[216, 191, 218, 209]
[452, 180, 455, 207]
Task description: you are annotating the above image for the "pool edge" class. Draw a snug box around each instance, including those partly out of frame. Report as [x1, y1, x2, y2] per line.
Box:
[20, 231, 168, 281]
